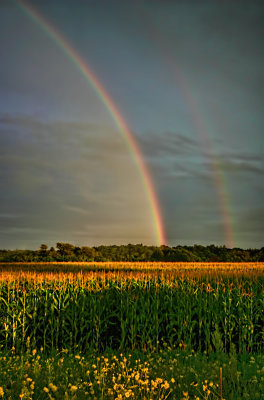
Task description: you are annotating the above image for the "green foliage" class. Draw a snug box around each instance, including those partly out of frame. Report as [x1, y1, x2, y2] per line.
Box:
[0, 264, 263, 399]
[0, 276, 263, 354]
[0, 243, 263, 262]
[0, 348, 263, 399]
[56, 243, 76, 259]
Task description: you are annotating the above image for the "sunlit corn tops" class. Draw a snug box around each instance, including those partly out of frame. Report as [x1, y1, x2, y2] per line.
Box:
[0, 261, 263, 284]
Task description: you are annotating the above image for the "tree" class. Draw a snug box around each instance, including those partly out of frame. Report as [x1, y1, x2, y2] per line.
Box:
[56, 242, 75, 259]
[151, 248, 164, 261]
[48, 247, 58, 260]
[80, 246, 96, 260]
[39, 244, 48, 259]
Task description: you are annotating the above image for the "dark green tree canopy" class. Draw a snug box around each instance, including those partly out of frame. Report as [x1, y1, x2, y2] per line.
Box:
[0, 244, 263, 262]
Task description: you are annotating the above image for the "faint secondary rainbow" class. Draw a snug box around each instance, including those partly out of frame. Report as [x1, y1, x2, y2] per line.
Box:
[138, 5, 234, 248]
[13, 0, 166, 246]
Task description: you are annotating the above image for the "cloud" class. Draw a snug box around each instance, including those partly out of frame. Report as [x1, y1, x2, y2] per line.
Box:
[219, 160, 263, 175]
[216, 151, 264, 174]
[0, 213, 24, 219]
[230, 207, 264, 248]
[0, 113, 158, 247]
[135, 130, 204, 182]
[1, 114, 263, 249]
[137, 130, 262, 183]
[137, 131, 198, 158]
[138, 129, 263, 181]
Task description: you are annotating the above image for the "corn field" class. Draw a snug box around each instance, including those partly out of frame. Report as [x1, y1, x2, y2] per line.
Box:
[0, 262, 263, 354]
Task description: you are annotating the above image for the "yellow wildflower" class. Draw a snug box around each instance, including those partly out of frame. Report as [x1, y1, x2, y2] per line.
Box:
[163, 381, 170, 389]
[0, 387, 4, 397]
[49, 383, 58, 392]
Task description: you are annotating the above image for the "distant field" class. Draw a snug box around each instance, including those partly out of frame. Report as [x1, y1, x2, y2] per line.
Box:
[0, 261, 264, 281]
[0, 262, 263, 399]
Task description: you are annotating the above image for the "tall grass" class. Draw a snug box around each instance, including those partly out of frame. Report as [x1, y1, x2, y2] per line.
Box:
[0, 268, 263, 354]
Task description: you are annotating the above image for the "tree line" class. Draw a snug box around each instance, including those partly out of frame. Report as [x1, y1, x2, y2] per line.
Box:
[0, 243, 263, 262]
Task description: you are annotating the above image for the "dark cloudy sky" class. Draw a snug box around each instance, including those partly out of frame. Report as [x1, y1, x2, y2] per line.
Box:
[0, 0, 263, 249]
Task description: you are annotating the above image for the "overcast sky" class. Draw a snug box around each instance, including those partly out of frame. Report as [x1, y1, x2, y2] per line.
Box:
[0, 0, 263, 249]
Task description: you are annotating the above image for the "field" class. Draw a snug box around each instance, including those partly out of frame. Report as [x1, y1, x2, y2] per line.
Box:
[0, 262, 263, 399]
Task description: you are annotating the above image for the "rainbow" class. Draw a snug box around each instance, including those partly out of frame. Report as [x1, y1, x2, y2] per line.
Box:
[13, 0, 166, 246]
[137, 5, 234, 248]
[182, 89, 234, 248]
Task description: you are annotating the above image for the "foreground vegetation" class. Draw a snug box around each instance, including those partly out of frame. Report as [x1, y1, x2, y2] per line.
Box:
[0, 262, 263, 399]
[0, 348, 263, 399]
[0, 275, 263, 353]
